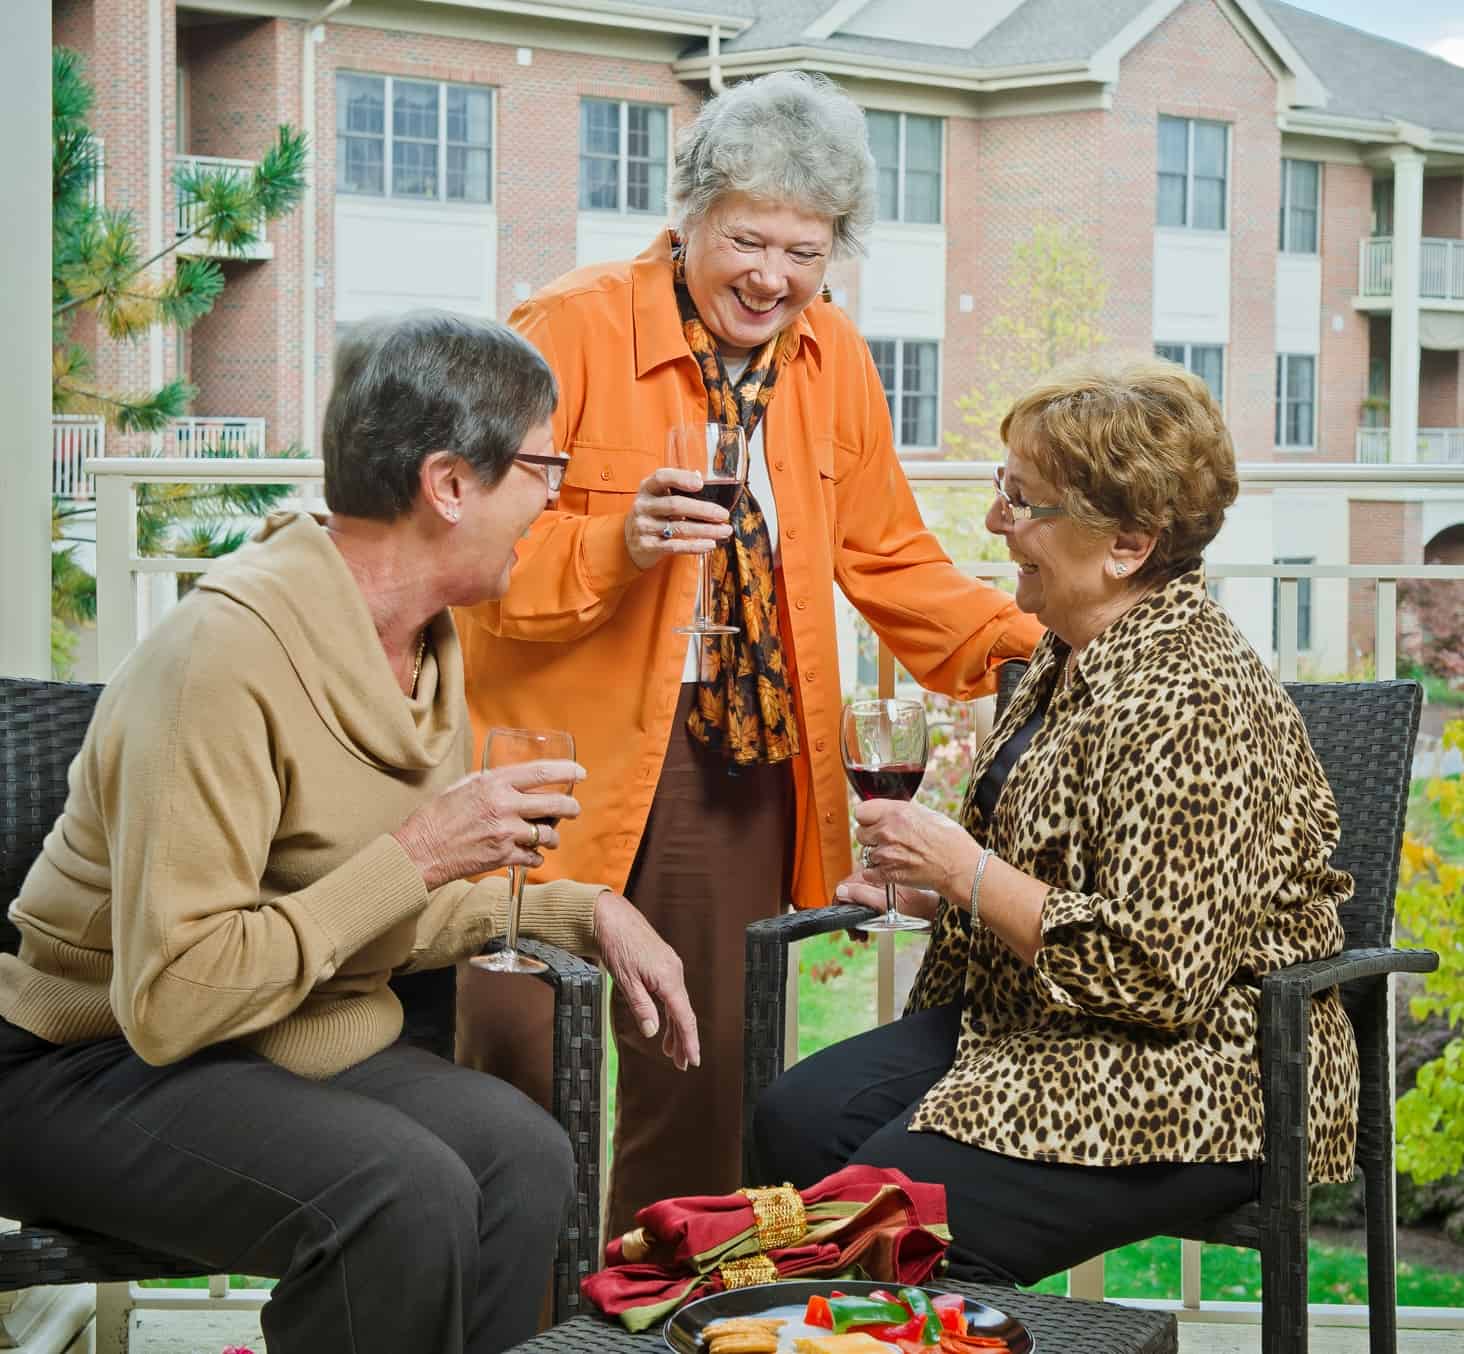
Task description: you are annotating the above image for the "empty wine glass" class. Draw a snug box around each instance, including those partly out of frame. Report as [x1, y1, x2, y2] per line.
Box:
[470, 726, 576, 975]
[668, 422, 748, 637]
[841, 698, 931, 933]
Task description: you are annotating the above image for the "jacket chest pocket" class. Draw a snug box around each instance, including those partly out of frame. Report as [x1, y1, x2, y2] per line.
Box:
[560, 441, 662, 517]
[814, 435, 840, 552]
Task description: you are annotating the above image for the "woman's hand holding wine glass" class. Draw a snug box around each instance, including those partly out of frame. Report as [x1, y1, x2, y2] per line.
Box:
[621, 424, 741, 573]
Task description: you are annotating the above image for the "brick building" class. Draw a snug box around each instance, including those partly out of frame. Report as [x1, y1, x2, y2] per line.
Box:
[54, 0, 1464, 673]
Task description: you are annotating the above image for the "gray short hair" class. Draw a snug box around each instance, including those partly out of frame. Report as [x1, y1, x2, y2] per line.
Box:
[322, 311, 556, 521]
[671, 73, 877, 259]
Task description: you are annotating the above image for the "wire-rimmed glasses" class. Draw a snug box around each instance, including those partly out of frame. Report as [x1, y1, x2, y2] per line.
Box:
[992, 465, 1065, 523]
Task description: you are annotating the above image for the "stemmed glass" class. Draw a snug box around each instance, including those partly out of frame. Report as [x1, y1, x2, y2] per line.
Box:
[841, 698, 931, 933]
[470, 726, 576, 975]
[669, 422, 748, 636]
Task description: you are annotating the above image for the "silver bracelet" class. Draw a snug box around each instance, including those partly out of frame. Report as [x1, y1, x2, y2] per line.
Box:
[968, 847, 993, 929]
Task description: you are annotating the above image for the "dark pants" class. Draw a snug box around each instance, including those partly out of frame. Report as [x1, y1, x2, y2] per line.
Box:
[0, 1018, 574, 1354]
[753, 1002, 1260, 1286]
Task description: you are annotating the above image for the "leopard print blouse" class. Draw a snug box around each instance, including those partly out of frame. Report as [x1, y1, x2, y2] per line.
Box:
[905, 567, 1360, 1183]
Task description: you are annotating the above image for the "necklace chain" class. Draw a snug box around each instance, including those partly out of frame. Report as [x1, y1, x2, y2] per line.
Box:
[410, 628, 428, 697]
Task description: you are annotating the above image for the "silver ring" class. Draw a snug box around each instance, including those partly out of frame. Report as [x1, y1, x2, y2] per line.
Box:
[527, 822, 541, 850]
[661, 523, 675, 540]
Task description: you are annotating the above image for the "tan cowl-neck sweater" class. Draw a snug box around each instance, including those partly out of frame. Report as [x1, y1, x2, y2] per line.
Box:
[0, 512, 603, 1078]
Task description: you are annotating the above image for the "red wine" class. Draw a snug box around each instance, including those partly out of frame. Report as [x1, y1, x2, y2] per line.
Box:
[845, 762, 925, 801]
[691, 478, 743, 512]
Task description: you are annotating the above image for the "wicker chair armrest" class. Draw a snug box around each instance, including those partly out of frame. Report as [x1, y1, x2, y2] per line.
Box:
[1262, 946, 1438, 999]
[746, 903, 877, 950]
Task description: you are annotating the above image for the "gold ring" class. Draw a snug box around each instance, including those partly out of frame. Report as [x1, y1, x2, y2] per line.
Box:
[528, 822, 541, 849]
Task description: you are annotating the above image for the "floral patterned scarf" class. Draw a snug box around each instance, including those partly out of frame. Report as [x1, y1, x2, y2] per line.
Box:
[673, 244, 801, 766]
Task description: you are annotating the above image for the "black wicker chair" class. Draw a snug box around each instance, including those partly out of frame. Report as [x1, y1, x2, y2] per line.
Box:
[0, 677, 601, 1333]
[743, 662, 1438, 1354]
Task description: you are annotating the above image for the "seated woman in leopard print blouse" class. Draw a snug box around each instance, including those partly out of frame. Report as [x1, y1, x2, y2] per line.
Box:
[754, 357, 1358, 1286]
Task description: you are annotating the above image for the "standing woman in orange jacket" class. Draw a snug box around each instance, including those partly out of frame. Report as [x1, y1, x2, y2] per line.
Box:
[456, 71, 1042, 1240]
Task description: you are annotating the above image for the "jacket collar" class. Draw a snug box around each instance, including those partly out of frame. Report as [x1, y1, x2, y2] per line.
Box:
[629, 230, 822, 380]
[1068, 564, 1208, 702]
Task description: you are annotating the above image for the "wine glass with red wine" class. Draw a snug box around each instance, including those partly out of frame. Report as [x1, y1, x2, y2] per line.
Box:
[669, 422, 748, 636]
[470, 726, 576, 975]
[841, 698, 931, 933]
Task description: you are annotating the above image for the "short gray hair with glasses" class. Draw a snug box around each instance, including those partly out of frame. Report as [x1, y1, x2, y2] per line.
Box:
[322, 310, 557, 522]
[670, 72, 878, 259]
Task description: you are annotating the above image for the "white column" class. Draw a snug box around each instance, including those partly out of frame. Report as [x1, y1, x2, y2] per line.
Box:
[1389, 148, 1425, 465]
[0, 0, 54, 679]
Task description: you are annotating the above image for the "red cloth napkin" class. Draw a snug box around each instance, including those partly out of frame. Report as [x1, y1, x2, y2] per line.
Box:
[583, 1165, 951, 1329]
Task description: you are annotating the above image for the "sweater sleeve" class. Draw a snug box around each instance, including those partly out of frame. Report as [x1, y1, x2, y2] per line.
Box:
[831, 335, 1043, 698]
[400, 874, 605, 972]
[104, 615, 432, 1066]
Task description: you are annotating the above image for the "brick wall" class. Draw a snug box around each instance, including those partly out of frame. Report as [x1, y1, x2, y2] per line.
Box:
[1119, 0, 1281, 461]
[1317, 162, 1372, 461]
[54, 0, 92, 60]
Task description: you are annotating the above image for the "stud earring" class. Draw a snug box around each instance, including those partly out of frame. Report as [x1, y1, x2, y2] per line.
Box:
[445, 506, 460, 524]
[1114, 562, 1128, 577]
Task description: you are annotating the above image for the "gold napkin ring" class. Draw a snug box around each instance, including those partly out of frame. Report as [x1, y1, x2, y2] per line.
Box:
[737, 1183, 806, 1251]
[718, 1253, 778, 1289]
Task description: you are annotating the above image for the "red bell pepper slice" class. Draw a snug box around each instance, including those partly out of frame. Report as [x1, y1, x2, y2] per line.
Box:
[932, 1292, 968, 1336]
[802, 1295, 833, 1329]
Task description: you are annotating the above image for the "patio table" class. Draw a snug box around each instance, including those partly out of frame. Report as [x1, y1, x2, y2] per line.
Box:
[510, 1281, 1177, 1352]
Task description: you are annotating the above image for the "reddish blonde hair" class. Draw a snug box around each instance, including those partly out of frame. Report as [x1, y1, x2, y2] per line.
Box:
[999, 356, 1238, 582]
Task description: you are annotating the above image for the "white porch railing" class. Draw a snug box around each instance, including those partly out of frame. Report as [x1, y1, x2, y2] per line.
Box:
[169, 416, 267, 457]
[1356, 426, 1464, 464]
[83, 457, 1464, 1334]
[174, 154, 262, 241]
[52, 415, 104, 499]
[1359, 235, 1464, 301]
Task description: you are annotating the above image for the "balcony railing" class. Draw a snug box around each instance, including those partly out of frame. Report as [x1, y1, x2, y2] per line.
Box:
[1359, 236, 1464, 302]
[174, 154, 270, 258]
[82, 456, 1464, 1336]
[1357, 426, 1464, 464]
[170, 416, 267, 457]
[52, 414, 104, 499]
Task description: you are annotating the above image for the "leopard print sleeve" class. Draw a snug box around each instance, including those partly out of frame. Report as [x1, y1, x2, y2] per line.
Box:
[1031, 660, 1292, 1030]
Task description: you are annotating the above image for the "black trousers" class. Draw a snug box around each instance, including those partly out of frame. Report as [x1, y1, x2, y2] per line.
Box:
[0, 1017, 574, 1354]
[753, 1002, 1260, 1286]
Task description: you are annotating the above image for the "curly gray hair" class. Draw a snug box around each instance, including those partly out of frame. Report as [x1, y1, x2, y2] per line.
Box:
[670, 72, 878, 259]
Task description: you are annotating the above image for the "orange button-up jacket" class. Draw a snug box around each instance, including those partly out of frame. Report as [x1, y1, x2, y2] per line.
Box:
[456, 236, 1043, 910]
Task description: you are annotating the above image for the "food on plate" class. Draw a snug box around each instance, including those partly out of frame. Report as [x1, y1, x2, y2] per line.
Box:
[792, 1335, 896, 1354]
[701, 1315, 785, 1354]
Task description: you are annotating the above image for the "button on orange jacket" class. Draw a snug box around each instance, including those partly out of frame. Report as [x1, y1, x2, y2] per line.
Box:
[456, 235, 1043, 911]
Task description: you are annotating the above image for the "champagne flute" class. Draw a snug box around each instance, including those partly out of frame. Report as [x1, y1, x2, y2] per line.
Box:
[841, 698, 931, 933]
[669, 422, 748, 636]
[470, 726, 576, 975]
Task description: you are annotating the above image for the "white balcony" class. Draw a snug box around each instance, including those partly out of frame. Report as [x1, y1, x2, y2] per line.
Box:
[174, 154, 272, 260]
[1357, 426, 1464, 464]
[52, 415, 104, 499]
[169, 416, 267, 457]
[1357, 236, 1464, 307]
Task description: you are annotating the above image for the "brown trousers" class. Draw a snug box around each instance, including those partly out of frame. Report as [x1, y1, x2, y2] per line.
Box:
[457, 684, 791, 1244]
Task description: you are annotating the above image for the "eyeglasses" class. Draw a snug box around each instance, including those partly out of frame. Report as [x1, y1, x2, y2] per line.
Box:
[992, 465, 1065, 523]
[515, 452, 569, 494]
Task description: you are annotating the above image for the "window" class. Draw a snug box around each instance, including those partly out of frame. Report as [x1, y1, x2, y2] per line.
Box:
[1155, 342, 1224, 406]
[865, 111, 942, 224]
[1156, 115, 1228, 230]
[579, 99, 668, 213]
[1272, 557, 1314, 653]
[1372, 178, 1393, 237]
[336, 74, 492, 203]
[1279, 159, 1319, 253]
[1275, 354, 1316, 448]
[868, 339, 939, 449]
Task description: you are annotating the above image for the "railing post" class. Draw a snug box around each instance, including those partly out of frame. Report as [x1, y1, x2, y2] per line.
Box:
[93, 471, 140, 681]
[1277, 576, 1300, 682]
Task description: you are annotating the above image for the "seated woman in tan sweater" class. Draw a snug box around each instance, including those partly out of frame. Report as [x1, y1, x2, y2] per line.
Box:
[0, 313, 697, 1354]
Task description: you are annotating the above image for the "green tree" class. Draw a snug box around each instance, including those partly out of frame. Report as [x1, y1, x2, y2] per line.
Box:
[50, 46, 309, 676]
[1395, 720, 1464, 1185]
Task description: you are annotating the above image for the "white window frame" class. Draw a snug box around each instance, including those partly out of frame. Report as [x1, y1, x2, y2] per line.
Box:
[1272, 556, 1314, 653]
[1279, 158, 1320, 255]
[866, 110, 943, 225]
[335, 72, 495, 205]
[578, 98, 670, 215]
[1154, 342, 1225, 409]
[1276, 353, 1317, 451]
[868, 337, 941, 452]
[1156, 115, 1229, 232]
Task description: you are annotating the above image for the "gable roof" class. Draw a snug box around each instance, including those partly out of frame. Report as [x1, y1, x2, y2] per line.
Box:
[1262, 2, 1464, 136]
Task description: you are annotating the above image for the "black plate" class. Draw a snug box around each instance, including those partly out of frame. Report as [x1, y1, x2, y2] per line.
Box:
[662, 1278, 1034, 1353]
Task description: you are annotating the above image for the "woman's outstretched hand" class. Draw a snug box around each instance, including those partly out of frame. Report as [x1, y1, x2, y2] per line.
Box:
[592, 891, 701, 1071]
